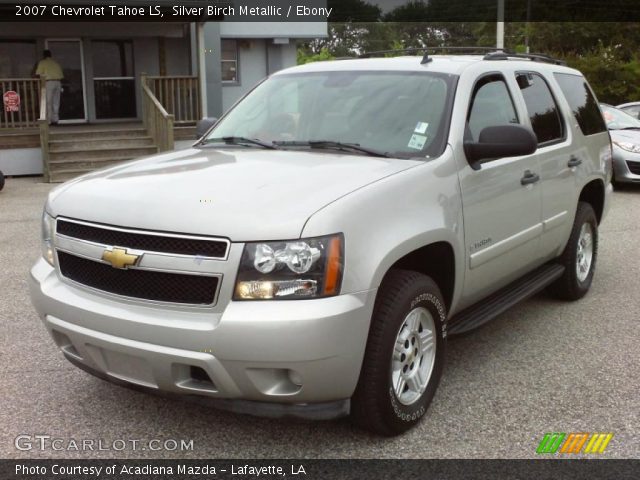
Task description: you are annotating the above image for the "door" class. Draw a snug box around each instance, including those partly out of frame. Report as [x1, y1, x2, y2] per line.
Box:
[45, 39, 87, 123]
[458, 73, 543, 304]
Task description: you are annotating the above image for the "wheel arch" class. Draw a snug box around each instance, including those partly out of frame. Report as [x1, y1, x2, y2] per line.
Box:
[579, 179, 605, 224]
[379, 241, 456, 313]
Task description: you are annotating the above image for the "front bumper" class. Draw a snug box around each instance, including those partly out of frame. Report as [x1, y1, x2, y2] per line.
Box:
[612, 150, 640, 183]
[29, 258, 376, 416]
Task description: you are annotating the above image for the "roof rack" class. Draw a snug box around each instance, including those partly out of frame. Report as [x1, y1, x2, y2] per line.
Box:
[483, 51, 566, 66]
[359, 46, 512, 65]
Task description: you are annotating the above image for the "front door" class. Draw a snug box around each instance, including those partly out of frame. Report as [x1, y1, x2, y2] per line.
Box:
[45, 39, 87, 123]
[458, 73, 543, 306]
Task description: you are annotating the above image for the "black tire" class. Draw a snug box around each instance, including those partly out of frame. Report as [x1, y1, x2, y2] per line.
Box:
[548, 202, 598, 300]
[0, 171, 4, 191]
[351, 270, 446, 436]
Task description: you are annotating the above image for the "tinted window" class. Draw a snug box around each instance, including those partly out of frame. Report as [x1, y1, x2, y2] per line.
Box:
[467, 75, 518, 141]
[554, 73, 606, 136]
[517, 73, 564, 144]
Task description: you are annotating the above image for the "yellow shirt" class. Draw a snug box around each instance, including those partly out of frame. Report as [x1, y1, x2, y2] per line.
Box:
[35, 58, 64, 81]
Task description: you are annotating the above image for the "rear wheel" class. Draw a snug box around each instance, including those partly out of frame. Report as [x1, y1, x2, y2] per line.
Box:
[351, 270, 446, 436]
[548, 202, 598, 300]
[0, 170, 4, 191]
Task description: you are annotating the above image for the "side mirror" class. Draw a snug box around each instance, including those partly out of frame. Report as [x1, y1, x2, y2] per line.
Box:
[464, 124, 537, 170]
[196, 117, 218, 139]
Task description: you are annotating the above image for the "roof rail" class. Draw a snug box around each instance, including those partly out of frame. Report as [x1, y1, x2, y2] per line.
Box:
[483, 51, 566, 66]
[359, 46, 512, 64]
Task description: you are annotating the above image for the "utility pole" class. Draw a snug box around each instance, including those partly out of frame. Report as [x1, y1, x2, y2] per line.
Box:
[497, 0, 505, 49]
[525, 0, 532, 53]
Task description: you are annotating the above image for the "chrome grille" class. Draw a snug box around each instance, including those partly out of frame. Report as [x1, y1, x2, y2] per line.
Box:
[57, 219, 228, 259]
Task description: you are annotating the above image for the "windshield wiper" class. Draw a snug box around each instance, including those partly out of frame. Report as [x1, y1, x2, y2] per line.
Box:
[619, 127, 640, 130]
[274, 140, 392, 158]
[201, 136, 278, 149]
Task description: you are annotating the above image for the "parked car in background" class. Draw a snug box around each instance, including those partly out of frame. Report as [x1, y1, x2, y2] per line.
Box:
[601, 103, 640, 185]
[617, 101, 640, 120]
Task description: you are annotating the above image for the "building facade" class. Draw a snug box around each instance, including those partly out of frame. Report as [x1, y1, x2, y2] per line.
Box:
[0, 20, 326, 175]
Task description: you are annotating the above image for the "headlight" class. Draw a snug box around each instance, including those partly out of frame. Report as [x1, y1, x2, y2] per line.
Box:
[613, 140, 640, 153]
[234, 234, 343, 300]
[41, 211, 55, 266]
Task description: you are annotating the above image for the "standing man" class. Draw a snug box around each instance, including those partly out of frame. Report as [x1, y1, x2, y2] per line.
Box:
[35, 50, 63, 125]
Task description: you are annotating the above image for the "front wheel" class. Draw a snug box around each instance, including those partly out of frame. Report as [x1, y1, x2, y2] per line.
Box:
[548, 201, 598, 300]
[351, 270, 446, 436]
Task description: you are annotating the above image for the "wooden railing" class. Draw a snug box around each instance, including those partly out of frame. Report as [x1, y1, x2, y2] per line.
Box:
[141, 74, 174, 152]
[37, 79, 50, 182]
[0, 78, 42, 129]
[146, 75, 201, 125]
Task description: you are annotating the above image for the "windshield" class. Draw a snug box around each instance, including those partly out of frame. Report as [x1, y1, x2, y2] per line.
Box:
[204, 70, 456, 158]
[600, 104, 640, 130]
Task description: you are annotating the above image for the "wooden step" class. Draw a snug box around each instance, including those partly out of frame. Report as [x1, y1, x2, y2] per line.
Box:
[49, 127, 147, 141]
[49, 136, 155, 152]
[48, 145, 158, 162]
[49, 156, 136, 172]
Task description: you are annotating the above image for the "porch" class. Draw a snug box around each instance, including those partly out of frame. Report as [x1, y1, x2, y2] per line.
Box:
[0, 75, 200, 181]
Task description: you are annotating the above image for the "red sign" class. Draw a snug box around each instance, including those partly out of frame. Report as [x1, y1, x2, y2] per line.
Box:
[3, 90, 20, 113]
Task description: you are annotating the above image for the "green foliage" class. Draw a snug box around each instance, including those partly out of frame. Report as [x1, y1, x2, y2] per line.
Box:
[297, 48, 335, 65]
[563, 47, 640, 105]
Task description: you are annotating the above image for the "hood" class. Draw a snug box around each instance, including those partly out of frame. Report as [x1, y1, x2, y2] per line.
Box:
[609, 129, 640, 144]
[48, 147, 420, 241]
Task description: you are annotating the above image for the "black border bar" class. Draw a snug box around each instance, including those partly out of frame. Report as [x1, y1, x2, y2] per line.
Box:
[2, 459, 640, 480]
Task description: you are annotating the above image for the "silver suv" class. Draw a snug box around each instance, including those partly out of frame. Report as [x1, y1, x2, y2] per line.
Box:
[29, 51, 613, 436]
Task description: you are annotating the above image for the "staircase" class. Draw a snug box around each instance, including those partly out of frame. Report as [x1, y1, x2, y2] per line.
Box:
[47, 123, 158, 183]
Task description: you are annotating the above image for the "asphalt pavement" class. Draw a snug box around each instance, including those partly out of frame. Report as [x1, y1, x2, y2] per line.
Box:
[1, 177, 638, 459]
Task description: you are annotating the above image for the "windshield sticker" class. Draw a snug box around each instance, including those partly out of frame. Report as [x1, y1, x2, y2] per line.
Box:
[408, 134, 427, 150]
[414, 122, 429, 134]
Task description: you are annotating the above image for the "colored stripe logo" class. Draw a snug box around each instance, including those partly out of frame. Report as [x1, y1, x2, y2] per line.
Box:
[537, 433, 613, 454]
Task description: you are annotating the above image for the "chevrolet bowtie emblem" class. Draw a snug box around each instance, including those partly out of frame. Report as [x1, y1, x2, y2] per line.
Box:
[102, 247, 139, 269]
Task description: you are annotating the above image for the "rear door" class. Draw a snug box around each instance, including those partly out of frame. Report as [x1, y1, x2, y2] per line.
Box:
[513, 70, 575, 260]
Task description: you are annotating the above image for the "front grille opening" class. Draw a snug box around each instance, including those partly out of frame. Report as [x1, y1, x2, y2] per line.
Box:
[183, 366, 217, 392]
[58, 251, 218, 305]
[627, 161, 640, 175]
[190, 366, 213, 383]
[56, 219, 228, 259]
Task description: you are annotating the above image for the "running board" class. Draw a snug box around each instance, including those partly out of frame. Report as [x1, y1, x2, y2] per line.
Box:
[448, 263, 565, 336]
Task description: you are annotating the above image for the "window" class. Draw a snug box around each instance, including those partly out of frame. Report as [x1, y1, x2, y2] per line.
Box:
[0, 40, 37, 77]
[554, 73, 608, 135]
[92, 40, 134, 78]
[221, 39, 238, 83]
[517, 72, 564, 144]
[467, 75, 518, 142]
[206, 70, 456, 158]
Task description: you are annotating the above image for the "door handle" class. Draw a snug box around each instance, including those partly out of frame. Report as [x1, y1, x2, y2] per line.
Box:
[568, 156, 583, 168]
[521, 170, 540, 186]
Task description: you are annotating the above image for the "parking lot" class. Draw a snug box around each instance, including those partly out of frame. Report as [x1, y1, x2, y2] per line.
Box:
[1, 176, 638, 459]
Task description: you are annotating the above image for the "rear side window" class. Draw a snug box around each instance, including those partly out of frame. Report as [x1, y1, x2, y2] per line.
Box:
[467, 75, 518, 142]
[554, 73, 607, 136]
[516, 72, 564, 144]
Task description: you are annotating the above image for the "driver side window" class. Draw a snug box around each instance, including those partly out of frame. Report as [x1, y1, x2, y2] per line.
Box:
[467, 75, 519, 142]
